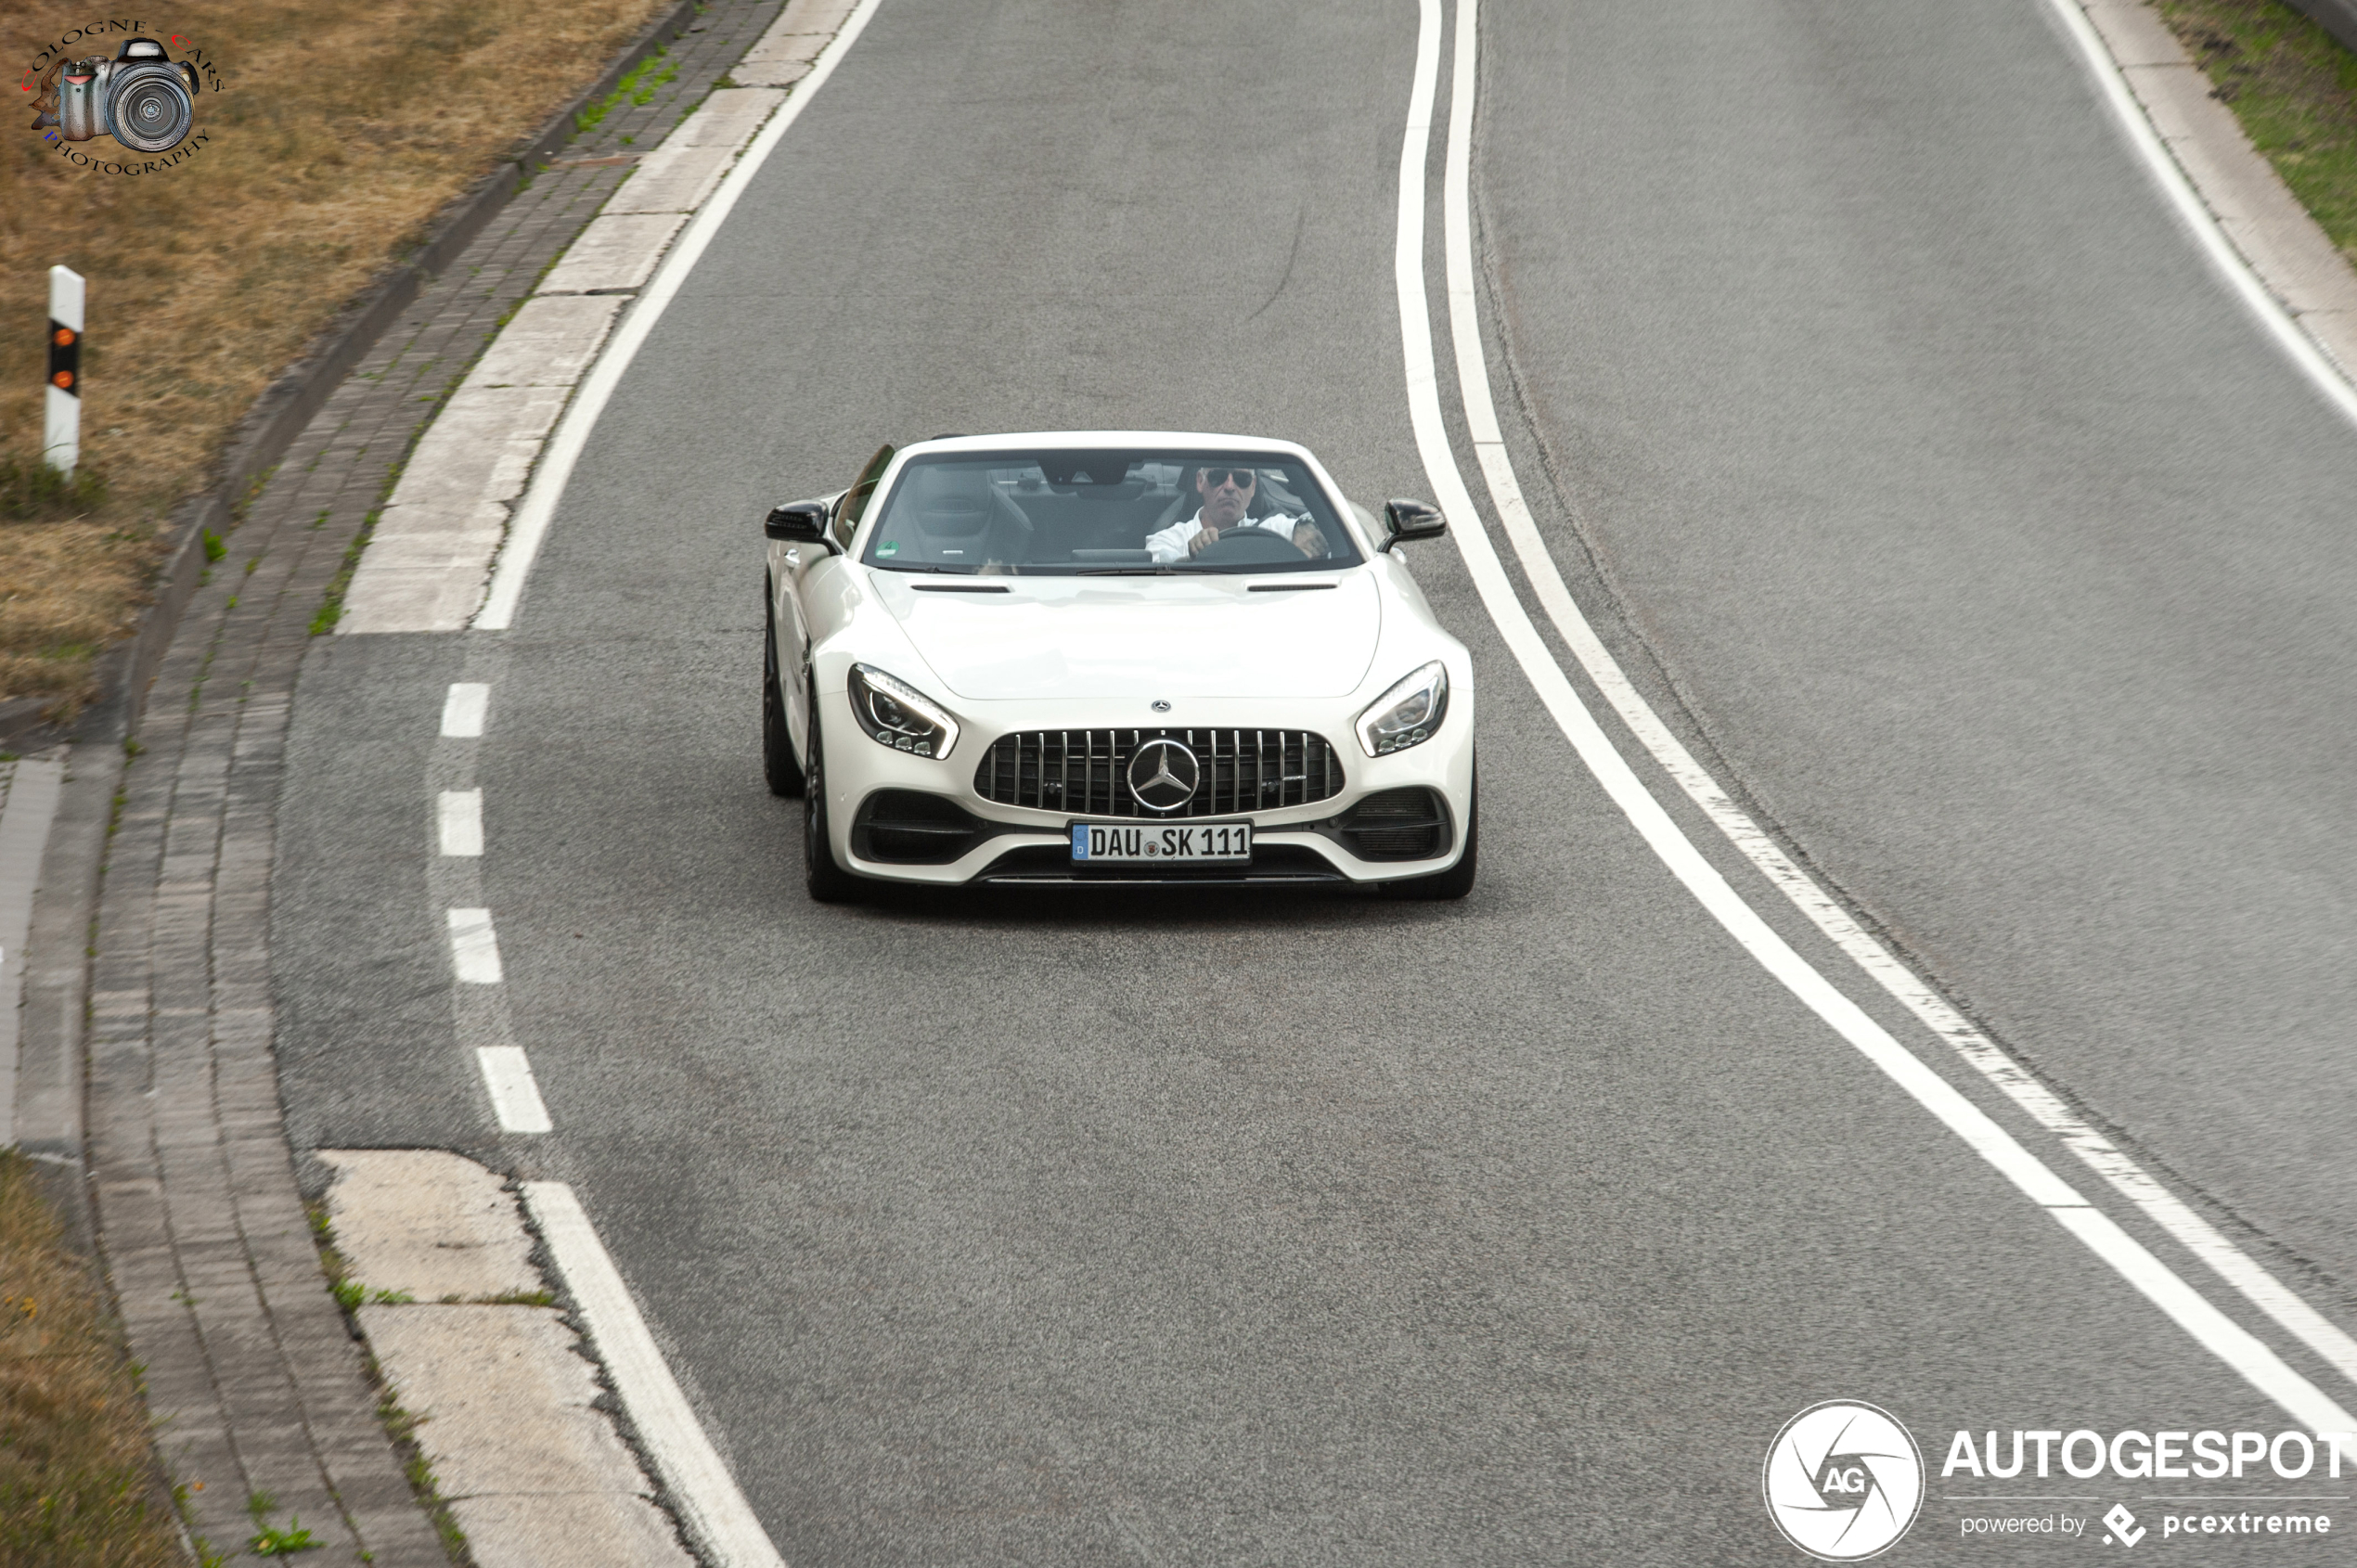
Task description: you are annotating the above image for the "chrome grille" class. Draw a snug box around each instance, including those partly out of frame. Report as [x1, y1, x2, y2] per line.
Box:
[974, 728, 1346, 817]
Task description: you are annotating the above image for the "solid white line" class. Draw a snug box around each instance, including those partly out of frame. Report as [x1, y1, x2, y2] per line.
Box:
[441, 682, 490, 738]
[2040, 0, 2357, 428]
[476, 1045, 553, 1134]
[437, 789, 484, 857]
[523, 1182, 788, 1568]
[446, 906, 504, 984]
[1400, 0, 2354, 1433]
[474, 0, 891, 631]
[1437, 0, 2357, 1395]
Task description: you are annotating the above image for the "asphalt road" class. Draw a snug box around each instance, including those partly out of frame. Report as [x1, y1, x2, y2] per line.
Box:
[274, 0, 2357, 1562]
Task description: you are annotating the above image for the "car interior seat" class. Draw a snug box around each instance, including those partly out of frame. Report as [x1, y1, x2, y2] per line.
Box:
[899, 464, 1033, 567]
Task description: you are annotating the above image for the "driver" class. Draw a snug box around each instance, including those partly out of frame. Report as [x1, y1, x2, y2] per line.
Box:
[1143, 466, 1330, 563]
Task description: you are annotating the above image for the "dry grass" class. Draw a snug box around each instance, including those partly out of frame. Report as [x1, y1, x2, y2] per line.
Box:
[0, 1150, 179, 1567]
[0, 0, 668, 709]
[2157, 0, 2357, 262]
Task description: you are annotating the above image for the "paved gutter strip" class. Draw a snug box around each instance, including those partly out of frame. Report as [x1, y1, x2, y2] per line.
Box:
[339, 0, 859, 636]
[0, 2, 805, 1562]
[0, 752, 65, 1150]
[2082, 0, 2357, 380]
[321, 1151, 694, 1568]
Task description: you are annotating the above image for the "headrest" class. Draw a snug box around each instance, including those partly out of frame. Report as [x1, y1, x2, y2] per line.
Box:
[905, 465, 992, 538]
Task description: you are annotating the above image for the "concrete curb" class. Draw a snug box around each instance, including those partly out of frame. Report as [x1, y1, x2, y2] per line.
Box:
[2080, 0, 2357, 387]
[2287, 0, 2357, 57]
[0, 0, 707, 757]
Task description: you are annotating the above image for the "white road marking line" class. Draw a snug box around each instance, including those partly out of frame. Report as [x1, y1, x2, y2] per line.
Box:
[476, 1045, 553, 1134]
[1439, 0, 2357, 1397]
[524, 1182, 788, 1568]
[474, 0, 890, 631]
[2041, 0, 2357, 428]
[437, 789, 484, 857]
[1399, 0, 2355, 1433]
[446, 906, 505, 984]
[441, 682, 490, 738]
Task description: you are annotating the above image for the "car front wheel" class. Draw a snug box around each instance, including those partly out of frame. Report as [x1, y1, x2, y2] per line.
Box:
[763, 582, 805, 797]
[804, 688, 859, 904]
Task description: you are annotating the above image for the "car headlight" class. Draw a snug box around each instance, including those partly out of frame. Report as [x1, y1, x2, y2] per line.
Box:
[848, 663, 960, 760]
[1356, 660, 1449, 756]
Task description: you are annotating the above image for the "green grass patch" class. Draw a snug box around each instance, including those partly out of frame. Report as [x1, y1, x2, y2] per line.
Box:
[2156, 0, 2357, 262]
[578, 45, 676, 135]
[0, 456, 109, 522]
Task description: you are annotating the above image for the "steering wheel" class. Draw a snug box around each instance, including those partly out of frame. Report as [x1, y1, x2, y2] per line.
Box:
[1194, 527, 1308, 565]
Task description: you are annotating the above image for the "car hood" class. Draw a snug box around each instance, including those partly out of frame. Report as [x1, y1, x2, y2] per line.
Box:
[872, 572, 1382, 700]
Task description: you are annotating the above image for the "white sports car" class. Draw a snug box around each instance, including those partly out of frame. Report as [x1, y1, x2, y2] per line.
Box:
[760, 432, 1476, 900]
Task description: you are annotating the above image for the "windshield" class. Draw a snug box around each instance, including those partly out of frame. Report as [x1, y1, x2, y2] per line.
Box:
[858, 450, 1362, 574]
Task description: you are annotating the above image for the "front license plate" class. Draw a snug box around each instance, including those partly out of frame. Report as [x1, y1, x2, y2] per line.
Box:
[1070, 821, 1252, 863]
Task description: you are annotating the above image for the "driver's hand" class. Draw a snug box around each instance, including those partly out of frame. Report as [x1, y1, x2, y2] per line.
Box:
[1188, 525, 1220, 556]
[1294, 524, 1329, 559]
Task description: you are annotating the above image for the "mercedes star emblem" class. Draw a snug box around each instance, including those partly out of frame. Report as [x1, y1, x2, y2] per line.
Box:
[1150, 700, 1173, 713]
[1127, 739, 1200, 812]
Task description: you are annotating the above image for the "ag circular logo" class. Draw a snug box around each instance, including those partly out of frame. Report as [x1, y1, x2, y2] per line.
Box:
[1763, 1400, 1924, 1562]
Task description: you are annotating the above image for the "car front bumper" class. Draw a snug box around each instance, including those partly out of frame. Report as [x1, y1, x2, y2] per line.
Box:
[818, 692, 1475, 888]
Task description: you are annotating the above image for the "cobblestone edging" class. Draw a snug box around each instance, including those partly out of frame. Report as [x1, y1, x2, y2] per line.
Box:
[13, 2, 795, 1561]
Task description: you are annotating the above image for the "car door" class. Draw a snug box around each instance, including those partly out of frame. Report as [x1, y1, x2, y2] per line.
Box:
[777, 443, 895, 761]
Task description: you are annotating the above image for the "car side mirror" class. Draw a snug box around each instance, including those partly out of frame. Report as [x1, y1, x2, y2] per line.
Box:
[1382, 498, 1447, 551]
[765, 500, 830, 542]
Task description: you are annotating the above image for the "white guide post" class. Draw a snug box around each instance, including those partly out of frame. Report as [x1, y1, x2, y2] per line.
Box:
[45, 264, 84, 475]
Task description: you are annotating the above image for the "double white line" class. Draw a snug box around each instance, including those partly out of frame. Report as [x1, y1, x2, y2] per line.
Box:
[1394, 0, 2357, 1433]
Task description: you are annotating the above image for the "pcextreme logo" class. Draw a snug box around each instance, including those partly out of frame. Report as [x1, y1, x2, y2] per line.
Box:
[19, 18, 222, 174]
[1765, 1400, 1927, 1562]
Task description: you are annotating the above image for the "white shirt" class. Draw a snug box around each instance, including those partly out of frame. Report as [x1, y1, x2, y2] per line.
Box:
[1142, 508, 1311, 564]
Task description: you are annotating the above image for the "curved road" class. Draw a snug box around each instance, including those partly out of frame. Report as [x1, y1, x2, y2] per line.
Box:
[272, 0, 2357, 1562]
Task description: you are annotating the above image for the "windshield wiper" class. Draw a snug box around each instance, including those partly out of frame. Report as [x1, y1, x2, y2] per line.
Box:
[1075, 566, 1172, 575]
[869, 563, 977, 574]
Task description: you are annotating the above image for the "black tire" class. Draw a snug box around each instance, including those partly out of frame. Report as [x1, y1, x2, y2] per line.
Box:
[1386, 765, 1477, 901]
[804, 691, 860, 904]
[763, 582, 805, 797]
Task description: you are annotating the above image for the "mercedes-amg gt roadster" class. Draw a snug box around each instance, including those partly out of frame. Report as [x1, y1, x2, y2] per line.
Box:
[760, 432, 1476, 900]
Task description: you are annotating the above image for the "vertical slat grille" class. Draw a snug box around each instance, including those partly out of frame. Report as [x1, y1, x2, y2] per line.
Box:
[972, 729, 1346, 817]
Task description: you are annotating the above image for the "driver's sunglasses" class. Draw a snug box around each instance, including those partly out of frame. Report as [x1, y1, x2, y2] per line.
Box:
[1203, 468, 1258, 489]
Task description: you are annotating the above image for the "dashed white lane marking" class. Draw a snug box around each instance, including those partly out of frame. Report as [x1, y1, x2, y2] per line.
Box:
[1439, 1, 2357, 1394]
[441, 682, 490, 738]
[446, 906, 505, 984]
[1399, 0, 2355, 1433]
[476, 1046, 553, 1135]
[473, 0, 890, 630]
[524, 1182, 788, 1567]
[437, 790, 484, 857]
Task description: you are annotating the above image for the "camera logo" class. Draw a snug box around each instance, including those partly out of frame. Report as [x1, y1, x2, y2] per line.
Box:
[21, 21, 218, 172]
[1763, 1401, 1926, 1562]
